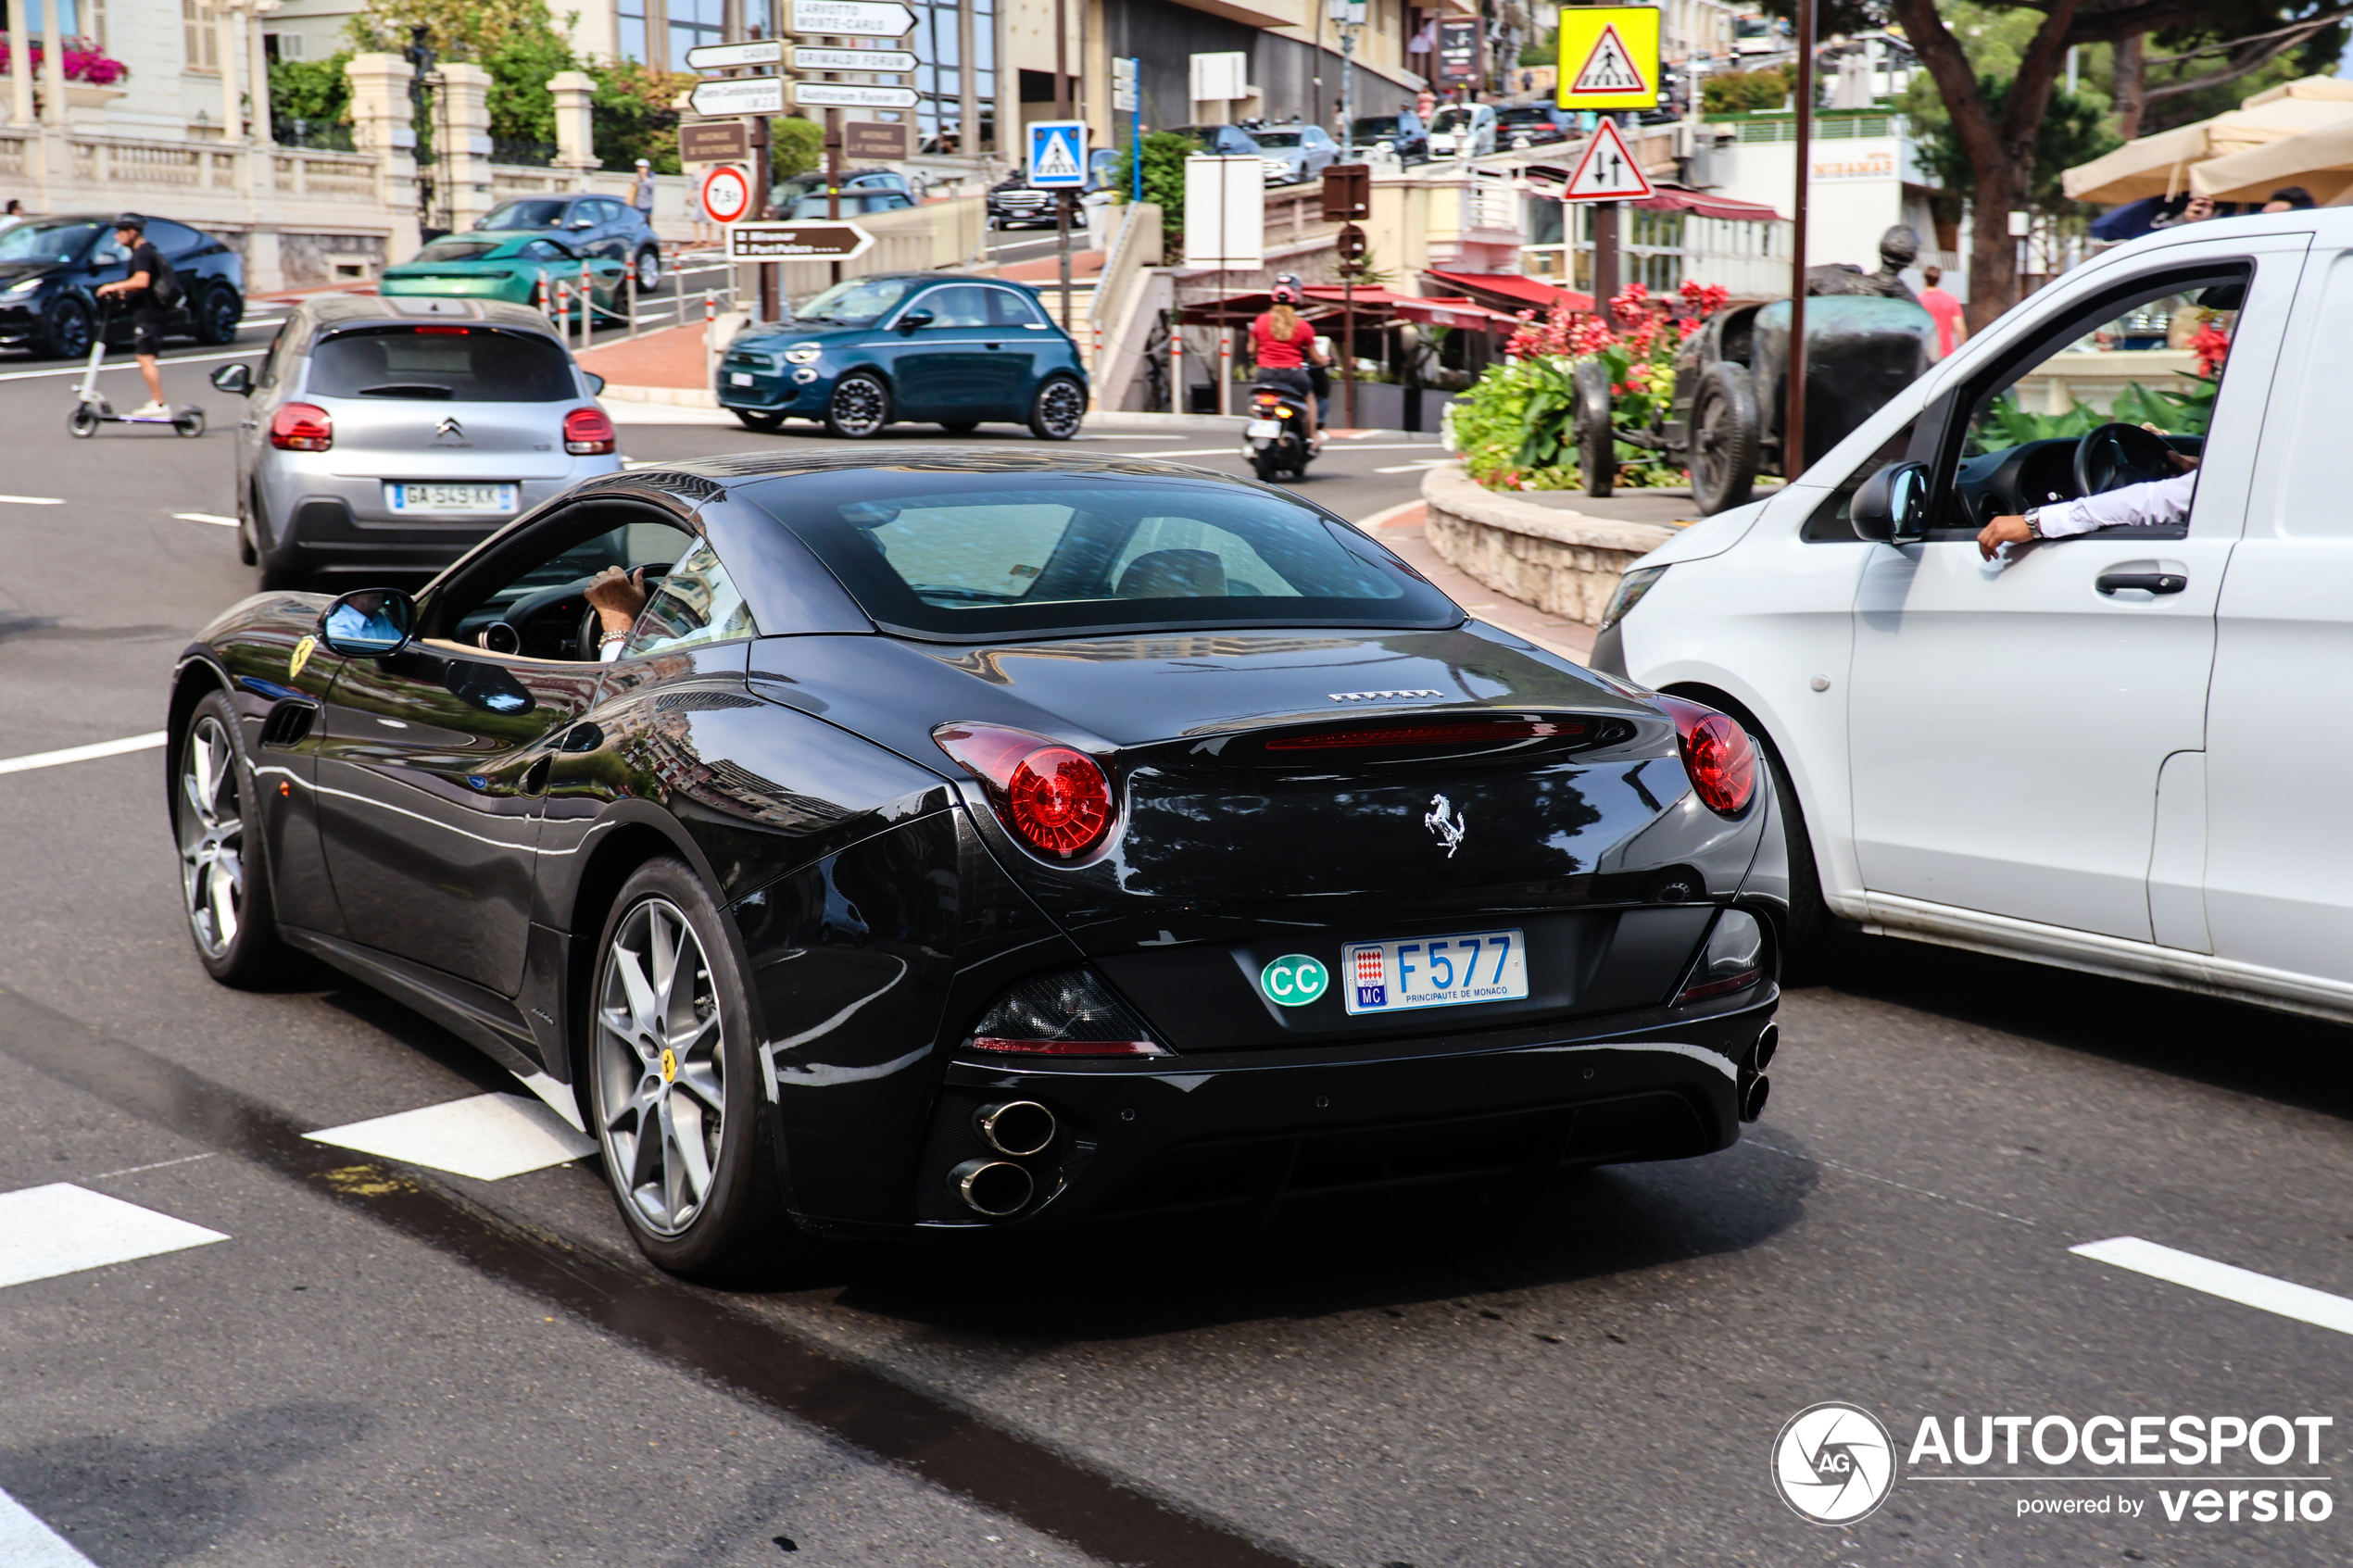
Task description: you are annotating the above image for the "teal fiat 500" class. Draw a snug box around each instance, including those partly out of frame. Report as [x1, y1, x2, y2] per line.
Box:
[718, 273, 1088, 440]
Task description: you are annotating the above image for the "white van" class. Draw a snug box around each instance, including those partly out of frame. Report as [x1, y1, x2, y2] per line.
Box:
[1593, 211, 2353, 1022]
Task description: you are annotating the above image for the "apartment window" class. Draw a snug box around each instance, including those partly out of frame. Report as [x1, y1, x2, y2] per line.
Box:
[618, 0, 648, 63]
[183, 0, 220, 73]
[668, 0, 722, 70]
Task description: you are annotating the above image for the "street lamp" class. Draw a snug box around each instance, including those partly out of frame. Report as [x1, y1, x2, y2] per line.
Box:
[1327, 0, 1365, 160]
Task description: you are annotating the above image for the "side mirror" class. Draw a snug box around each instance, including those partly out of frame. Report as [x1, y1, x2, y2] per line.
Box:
[211, 362, 253, 396]
[1852, 460, 1931, 545]
[896, 309, 935, 333]
[319, 588, 416, 658]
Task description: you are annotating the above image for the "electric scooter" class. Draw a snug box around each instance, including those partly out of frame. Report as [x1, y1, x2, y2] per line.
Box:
[1242, 379, 1319, 482]
[67, 304, 204, 438]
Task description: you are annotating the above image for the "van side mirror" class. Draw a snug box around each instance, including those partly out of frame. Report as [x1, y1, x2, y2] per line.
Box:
[320, 588, 416, 658]
[1852, 460, 1931, 545]
[211, 362, 253, 396]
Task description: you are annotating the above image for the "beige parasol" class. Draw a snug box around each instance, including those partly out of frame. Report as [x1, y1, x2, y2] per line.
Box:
[2060, 76, 2353, 205]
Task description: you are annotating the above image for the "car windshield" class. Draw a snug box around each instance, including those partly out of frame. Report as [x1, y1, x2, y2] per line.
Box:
[307, 326, 576, 402]
[410, 237, 507, 264]
[1353, 116, 1404, 137]
[795, 275, 922, 326]
[1253, 131, 1303, 147]
[751, 470, 1459, 638]
[1498, 107, 1549, 123]
[1430, 108, 1478, 133]
[0, 220, 100, 265]
[480, 200, 571, 231]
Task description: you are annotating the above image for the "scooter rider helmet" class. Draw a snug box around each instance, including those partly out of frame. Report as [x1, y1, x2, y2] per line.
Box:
[114, 212, 146, 233]
[1270, 273, 1302, 306]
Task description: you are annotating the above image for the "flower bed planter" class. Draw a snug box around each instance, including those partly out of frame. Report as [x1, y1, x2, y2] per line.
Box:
[1420, 462, 1673, 627]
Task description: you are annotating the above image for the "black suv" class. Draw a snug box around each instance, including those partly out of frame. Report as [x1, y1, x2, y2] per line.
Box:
[0, 214, 245, 358]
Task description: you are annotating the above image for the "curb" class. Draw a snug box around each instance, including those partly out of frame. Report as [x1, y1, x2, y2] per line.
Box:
[1420, 462, 1674, 628]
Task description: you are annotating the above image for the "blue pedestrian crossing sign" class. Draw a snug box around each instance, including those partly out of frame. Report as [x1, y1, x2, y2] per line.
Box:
[1028, 119, 1088, 188]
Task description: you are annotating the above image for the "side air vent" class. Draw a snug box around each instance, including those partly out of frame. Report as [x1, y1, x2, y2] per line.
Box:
[258, 700, 318, 748]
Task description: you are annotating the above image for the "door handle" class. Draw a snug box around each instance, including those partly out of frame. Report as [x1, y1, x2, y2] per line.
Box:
[2096, 571, 2187, 596]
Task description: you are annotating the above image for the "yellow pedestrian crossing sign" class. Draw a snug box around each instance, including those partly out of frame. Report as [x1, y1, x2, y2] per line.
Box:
[1557, 6, 1660, 111]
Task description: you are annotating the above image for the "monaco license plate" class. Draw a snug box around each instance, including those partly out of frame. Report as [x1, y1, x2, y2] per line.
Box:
[1342, 928, 1528, 1015]
[1246, 419, 1283, 437]
[384, 482, 518, 515]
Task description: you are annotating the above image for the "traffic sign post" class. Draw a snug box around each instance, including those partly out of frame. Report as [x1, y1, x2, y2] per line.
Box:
[698, 163, 756, 225]
[1026, 120, 1088, 188]
[791, 0, 915, 34]
[1556, 6, 1662, 112]
[793, 82, 919, 109]
[689, 75, 786, 117]
[794, 45, 915, 72]
[725, 222, 875, 261]
[1561, 117, 1653, 307]
[685, 39, 784, 70]
[679, 119, 750, 164]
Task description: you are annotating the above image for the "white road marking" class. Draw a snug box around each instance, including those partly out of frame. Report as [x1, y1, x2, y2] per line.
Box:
[1106, 447, 1243, 458]
[0, 732, 168, 777]
[0, 495, 65, 505]
[2072, 1236, 2353, 1336]
[0, 1486, 97, 1568]
[1374, 459, 1451, 474]
[172, 511, 239, 527]
[305, 1093, 595, 1181]
[0, 348, 261, 383]
[0, 1184, 228, 1291]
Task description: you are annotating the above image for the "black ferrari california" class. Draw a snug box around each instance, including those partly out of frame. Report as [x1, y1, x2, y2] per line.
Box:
[169, 452, 1785, 1277]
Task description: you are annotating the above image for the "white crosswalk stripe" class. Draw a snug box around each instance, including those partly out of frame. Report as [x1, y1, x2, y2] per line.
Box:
[304, 1093, 596, 1182]
[0, 1184, 228, 1292]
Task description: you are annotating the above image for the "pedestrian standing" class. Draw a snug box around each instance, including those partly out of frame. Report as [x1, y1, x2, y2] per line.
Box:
[0, 199, 27, 234]
[1917, 264, 1966, 357]
[631, 158, 657, 225]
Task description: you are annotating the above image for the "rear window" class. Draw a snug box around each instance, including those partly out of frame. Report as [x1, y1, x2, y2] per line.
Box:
[753, 470, 1459, 639]
[307, 326, 574, 402]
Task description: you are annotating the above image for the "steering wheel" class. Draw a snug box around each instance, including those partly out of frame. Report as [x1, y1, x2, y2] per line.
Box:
[2074, 421, 2177, 497]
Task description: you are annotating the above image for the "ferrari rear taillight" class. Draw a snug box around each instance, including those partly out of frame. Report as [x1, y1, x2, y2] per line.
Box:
[1657, 695, 1755, 815]
[934, 722, 1116, 859]
[269, 403, 333, 452]
[564, 406, 615, 455]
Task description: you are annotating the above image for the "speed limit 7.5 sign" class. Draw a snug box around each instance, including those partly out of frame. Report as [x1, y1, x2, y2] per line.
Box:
[699, 164, 755, 226]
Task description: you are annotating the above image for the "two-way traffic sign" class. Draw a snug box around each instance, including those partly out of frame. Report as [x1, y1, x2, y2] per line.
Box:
[1562, 118, 1653, 202]
[1027, 119, 1088, 188]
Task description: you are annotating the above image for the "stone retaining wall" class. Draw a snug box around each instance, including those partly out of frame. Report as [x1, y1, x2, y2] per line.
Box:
[1419, 464, 1676, 626]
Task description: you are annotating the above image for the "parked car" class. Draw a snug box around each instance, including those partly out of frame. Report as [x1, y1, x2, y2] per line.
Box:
[1427, 103, 1498, 159]
[475, 194, 663, 293]
[1594, 211, 2353, 1033]
[987, 176, 1060, 229]
[167, 448, 1784, 1277]
[207, 295, 620, 590]
[379, 232, 630, 323]
[1496, 103, 1574, 149]
[0, 213, 245, 358]
[1170, 123, 1266, 158]
[719, 273, 1088, 440]
[1350, 112, 1429, 164]
[781, 188, 917, 219]
[1252, 124, 1340, 184]
[773, 168, 915, 212]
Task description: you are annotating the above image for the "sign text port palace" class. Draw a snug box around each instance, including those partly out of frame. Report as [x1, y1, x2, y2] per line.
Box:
[725, 221, 876, 262]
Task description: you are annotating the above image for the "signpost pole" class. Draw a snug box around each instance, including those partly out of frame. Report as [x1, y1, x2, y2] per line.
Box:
[825, 105, 843, 285]
[1787, 0, 1814, 479]
[1592, 195, 1618, 304]
[753, 116, 777, 322]
[1053, 0, 1073, 332]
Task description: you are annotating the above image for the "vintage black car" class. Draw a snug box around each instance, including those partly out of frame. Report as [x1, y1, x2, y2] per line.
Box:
[1577, 296, 1941, 514]
[169, 452, 1786, 1278]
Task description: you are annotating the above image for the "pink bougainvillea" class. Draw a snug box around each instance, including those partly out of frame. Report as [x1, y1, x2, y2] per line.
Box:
[0, 40, 130, 85]
[2189, 322, 2230, 380]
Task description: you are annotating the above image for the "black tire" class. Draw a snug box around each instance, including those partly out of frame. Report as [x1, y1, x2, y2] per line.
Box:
[1027, 374, 1087, 441]
[171, 690, 295, 987]
[585, 858, 794, 1281]
[1573, 359, 1616, 497]
[173, 408, 206, 438]
[1252, 450, 1281, 483]
[823, 370, 892, 438]
[635, 245, 661, 294]
[194, 283, 243, 346]
[937, 420, 979, 436]
[41, 296, 92, 359]
[732, 408, 786, 432]
[1692, 361, 1761, 516]
[68, 405, 99, 438]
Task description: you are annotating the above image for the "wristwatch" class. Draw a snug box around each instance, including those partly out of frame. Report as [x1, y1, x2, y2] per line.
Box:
[2023, 508, 2045, 541]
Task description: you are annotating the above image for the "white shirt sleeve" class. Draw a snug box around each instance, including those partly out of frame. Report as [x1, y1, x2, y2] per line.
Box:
[600, 637, 626, 663]
[2032, 470, 2197, 538]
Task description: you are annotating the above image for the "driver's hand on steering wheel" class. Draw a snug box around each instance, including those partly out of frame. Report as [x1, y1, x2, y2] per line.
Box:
[2165, 449, 2199, 474]
[585, 566, 648, 635]
[1979, 514, 2033, 560]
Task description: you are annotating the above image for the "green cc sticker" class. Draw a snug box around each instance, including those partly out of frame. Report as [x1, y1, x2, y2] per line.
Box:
[1260, 954, 1328, 1008]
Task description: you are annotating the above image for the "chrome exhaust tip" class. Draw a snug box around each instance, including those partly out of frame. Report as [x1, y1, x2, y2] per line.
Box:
[975, 1099, 1057, 1158]
[951, 1158, 1035, 1217]
[1747, 1023, 1780, 1075]
[1740, 1073, 1771, 1123]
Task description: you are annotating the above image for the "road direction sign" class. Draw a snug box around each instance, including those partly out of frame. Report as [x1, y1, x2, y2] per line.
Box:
[793, 44, 916, 71]
[1027, 119, 1088, 188]
[793, 82, 919, 108]
[685, 39, 783, 69]
[1561, 118, 1654, 201]
[1111, 56, 1138, 114]
[1556, 6, 1660, 110]
[700, 164, 758, 224]
[690, 75, 786, 116]
[679, 119, 750, 163]
[725, 221, 875, 261]
[844, 120, 912, 160]
[790, 0, 914, 36]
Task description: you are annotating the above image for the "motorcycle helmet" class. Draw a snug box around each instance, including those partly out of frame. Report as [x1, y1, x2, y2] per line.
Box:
[1270, 273, 1302, 306]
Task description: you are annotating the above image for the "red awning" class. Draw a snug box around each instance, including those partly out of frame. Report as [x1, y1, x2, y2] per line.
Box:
[1633, 186, 1784, 222]
[1421, 270, 1593, 316]
[1389, 295, 1521, 334]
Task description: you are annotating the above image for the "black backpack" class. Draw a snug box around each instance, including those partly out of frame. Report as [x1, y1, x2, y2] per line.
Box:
[150, 250, 182, 309]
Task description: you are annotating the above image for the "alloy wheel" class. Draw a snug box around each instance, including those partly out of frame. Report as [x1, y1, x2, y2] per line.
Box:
[594, 897, 726, 1237]
[49, 300, 91, 360]
[636, 249, 661, 292]
[175, 716, 246, 958]
[828, 374, 889, 437]
[1033, 377, 1086, 439]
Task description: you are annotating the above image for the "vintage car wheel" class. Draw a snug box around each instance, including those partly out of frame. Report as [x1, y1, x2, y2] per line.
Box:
[1573, 359, 1616, 497]
[1692, 361, 1761, 516]
[587, 859, 791, 1280]
[824, 371, 893, 438]
[173, 693, 292, 986]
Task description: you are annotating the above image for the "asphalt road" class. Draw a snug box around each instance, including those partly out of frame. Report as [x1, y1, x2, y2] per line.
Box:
[2, 318, 2350, 1567]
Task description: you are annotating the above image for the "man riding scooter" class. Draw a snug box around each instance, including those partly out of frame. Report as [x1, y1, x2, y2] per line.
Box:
[1243, 275, 1330, 481]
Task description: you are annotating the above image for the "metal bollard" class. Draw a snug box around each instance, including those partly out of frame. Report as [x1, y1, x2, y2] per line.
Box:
[1217, 329, 1233, 417]
[581, 258, 594, 345]
[1167, 325, 1183, 416]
